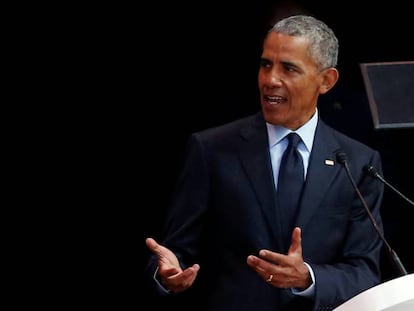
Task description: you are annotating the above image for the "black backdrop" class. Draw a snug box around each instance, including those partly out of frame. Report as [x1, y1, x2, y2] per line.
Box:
[142, 0, 414, 287]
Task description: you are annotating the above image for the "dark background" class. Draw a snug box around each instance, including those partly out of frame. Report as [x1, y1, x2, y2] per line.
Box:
[143, 0, 414, 286]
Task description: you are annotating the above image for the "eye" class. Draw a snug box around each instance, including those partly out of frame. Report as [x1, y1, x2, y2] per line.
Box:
[260, 59, 271, 68]
[284, 64, 296, 72]
[282, 62, 300, 73]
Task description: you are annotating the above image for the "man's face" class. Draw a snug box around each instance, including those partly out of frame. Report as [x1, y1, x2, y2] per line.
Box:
[258, 31, 335, 129]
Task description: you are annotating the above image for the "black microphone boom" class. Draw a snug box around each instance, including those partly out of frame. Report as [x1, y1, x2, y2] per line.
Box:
[336, 152, 408, 276]
[364, 165, 414, 207]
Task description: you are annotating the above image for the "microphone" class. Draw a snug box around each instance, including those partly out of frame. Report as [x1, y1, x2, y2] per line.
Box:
[336, 152, 408, 276]
[364, 165, 414, 207]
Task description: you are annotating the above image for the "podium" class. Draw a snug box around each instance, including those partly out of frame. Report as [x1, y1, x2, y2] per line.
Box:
[333, 273, 414, 311]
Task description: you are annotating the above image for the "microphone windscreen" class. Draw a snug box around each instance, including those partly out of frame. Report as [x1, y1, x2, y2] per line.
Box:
[336, 151, 347, 164]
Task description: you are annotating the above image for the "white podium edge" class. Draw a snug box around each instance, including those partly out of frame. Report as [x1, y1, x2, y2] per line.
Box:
[333, 273, 414, 311]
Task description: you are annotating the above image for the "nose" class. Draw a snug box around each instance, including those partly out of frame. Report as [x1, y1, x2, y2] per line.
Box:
[269, 72, 282, 86]
[263, 69, 282, 88]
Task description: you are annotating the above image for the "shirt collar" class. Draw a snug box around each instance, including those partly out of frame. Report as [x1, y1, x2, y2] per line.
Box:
[266, 108, 318, 152]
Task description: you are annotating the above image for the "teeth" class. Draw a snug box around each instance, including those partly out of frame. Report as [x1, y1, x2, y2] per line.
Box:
[267, 95, 284, 104]
[268, 96, 283, 100]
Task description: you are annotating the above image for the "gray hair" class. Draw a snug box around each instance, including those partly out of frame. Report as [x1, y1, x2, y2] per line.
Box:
[270, 15, 339, 70]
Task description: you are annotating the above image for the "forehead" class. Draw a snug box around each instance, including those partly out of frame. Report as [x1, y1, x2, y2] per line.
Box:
[262, 32, 310, 59]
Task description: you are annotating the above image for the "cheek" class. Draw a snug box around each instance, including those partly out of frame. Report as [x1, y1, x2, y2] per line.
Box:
[292, 78, 320, 97]
[257, 76, 263, 88]
[258, 71, 266, 88]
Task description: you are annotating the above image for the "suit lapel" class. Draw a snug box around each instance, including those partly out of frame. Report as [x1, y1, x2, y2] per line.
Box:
[295, 121, 342, 230]
[238, 113, 283, 245]
[236, 115, 344, 247]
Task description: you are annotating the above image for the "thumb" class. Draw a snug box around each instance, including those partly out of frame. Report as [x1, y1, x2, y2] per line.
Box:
[288, 227, 303, 255]
[146, 237, 162, 256]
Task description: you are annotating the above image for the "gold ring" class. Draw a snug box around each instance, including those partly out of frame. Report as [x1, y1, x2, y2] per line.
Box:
[266, 274, 273, 282]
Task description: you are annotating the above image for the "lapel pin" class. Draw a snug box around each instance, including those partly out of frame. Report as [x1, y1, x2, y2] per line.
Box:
[325, 159, 335, 166]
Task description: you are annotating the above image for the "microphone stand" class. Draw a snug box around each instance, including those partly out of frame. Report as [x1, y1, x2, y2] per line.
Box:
[337, 154, 408, 276]
[364, 165, 414, 208]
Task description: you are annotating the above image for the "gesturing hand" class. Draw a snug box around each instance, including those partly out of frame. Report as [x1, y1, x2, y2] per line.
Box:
[146, 237, 200, 293]
[246, 227, 312, 289]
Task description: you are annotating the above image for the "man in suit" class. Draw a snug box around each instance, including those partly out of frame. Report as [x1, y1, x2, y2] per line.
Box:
[144, 15, 384, 311]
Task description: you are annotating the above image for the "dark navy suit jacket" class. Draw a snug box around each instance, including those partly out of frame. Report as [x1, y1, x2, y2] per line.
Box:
[145, 111, 384, 311]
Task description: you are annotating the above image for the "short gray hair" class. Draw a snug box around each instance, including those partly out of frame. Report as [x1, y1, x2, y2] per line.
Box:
[270, 15, 339, 70]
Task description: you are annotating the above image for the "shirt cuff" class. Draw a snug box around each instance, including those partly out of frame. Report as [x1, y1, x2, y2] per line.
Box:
[153, 266, 172, 294]
[291, 262, 315, 298]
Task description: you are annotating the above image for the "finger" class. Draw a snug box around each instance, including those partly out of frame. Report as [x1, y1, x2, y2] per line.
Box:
[247, 255, 280, 285]
[145, 237, 158, 250]
[258, 249, 284, 265]
[165, 263, 199, 278]
[166, 264, 200, 292]
[288, 227, 303, 255]
[180, 264, 200, 279]
[247, 253, 277, 275]
[163, 266, 181, 276]
[146, 237, 164, 256]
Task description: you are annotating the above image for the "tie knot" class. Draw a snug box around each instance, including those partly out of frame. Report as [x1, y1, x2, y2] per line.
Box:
[287, 132, 301, 148]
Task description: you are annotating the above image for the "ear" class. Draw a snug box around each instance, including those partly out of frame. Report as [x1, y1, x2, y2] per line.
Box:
[319, 67, 339, 94]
